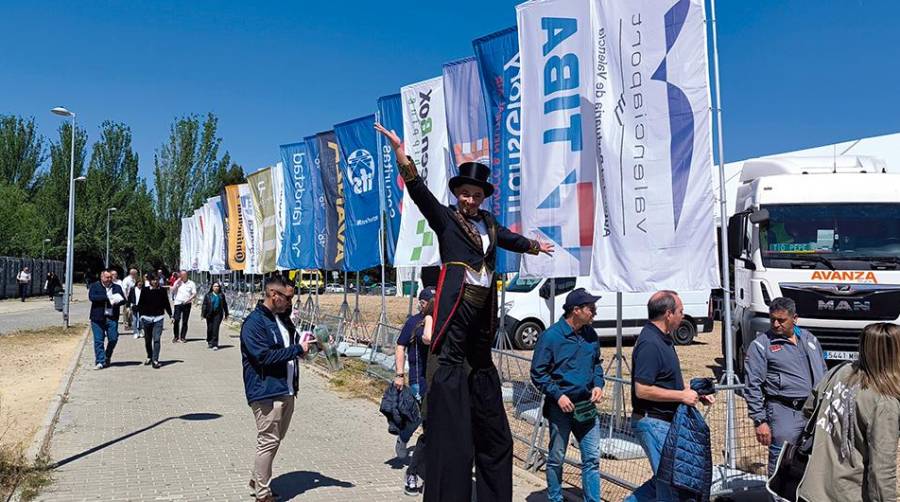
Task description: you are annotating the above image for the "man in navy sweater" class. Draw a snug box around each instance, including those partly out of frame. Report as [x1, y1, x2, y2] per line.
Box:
[88, 270, 126, 369]
[240, 275, 309, 502]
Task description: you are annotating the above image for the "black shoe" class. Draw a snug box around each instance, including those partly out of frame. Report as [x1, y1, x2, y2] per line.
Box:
[103, 361, 110, 368]
[152, 361, 161, 369]
[403, 474, 420, 496]
[172, 338, 178, 343]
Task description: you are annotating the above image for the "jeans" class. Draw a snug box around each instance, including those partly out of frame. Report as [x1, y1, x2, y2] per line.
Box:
[143, 318, 163, 362]
[206, 312, 223, 347]
[625, 416, 678, 502]
[132, 311, 143, 333]
[546, 404, 601, 502]
[173, 303, 191, 340]
[91, 319, 119, 366]
[18, 283, 27, 301]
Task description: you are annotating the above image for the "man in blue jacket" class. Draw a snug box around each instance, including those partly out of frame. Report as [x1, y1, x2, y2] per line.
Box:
[531, 288, 605, 502]
[88, 270, 126, 369]
[240, 275, 308, 502]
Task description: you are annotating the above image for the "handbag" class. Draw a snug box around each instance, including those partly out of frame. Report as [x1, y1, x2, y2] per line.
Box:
[572, 399, 598, 424]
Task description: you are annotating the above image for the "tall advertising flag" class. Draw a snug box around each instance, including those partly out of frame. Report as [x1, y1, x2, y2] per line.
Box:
[239, 183, 261, 274]
[335, 115, 381, 272]
[517, 0, 598, 278]
[394, 76, 451, 267]
[474, 26, 523, 274]
[317, 131, 345, 271]
[247, 166, 277, 273]
[442, 57, 490, 169]
[590, 0, 719, 292]
[278, 142, 317, 270]
[222, 184, 246, 271]
[207, 196, 227, 273]
[271, 161, 287, 269]
[305, 135, 327, 269]
[179, 217, 191, 270]
[376, 94, 404, 266]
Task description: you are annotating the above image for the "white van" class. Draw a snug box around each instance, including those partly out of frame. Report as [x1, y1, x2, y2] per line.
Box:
[501, 275, 713, 350]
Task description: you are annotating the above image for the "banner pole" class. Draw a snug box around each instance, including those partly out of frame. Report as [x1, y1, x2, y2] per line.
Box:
[375, 107, 389, 337]
[709, 0, 737, 470]
[340, 272, 349, 320]
[407, 268, 416, 318]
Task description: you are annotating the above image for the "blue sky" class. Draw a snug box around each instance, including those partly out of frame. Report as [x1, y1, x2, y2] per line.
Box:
[2, 1, 898, 181]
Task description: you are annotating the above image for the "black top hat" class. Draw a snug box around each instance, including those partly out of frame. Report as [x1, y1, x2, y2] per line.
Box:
[448, 162, 495, 197]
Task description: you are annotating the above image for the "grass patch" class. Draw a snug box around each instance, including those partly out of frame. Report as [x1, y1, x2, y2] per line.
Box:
[0, 422, 53, 501]
[2, 324, 85, 338]
[325, 358, 389, 403]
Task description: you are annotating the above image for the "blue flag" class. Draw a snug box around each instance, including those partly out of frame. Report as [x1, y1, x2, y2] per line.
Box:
[316, 131, 345, 271]
[304, 135, 326, 269]
[376, 94, 404, 265]
[473, 26, 523, 274]
[278, 142, 317, 270]
[335, 115, 380, 272]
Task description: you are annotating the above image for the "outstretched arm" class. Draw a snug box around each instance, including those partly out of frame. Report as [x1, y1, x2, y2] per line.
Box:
[497, 225, 555, 256]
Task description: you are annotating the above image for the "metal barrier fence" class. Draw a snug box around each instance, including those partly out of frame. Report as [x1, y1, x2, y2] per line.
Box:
[0, 256, 65, 300]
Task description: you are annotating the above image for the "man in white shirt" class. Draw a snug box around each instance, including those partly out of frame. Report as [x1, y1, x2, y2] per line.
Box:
[171, 270, 197, 342]
[16, 266, 31, 302]
[121, 268, 138, 332]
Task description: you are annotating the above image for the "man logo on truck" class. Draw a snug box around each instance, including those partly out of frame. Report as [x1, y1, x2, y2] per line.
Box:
[817, 300, 871, 313]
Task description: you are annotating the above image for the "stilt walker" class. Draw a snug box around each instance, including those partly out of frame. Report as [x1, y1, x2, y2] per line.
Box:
[376, 124, 554, 502]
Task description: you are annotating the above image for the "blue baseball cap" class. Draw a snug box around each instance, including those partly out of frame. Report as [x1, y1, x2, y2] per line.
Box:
[419, 286, 436, 302]
[563, 288, 601, 311]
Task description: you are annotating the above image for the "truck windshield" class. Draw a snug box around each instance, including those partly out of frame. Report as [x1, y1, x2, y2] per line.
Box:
[505, 274, 542, 293]
[760, 203, 900, 267]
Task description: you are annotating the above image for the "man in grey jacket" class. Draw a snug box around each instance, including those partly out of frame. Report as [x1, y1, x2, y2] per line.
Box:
[744, 297, 827, 475]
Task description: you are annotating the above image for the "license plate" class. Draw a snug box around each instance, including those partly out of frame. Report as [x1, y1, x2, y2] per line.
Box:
[823, 350, 858, 361]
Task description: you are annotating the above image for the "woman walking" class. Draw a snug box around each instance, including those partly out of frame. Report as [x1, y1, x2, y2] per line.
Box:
[201, 281, 229, 350]
[797, 322, 900, 502]
[137, 273, 172, 369]
[127, 278, 145, 339]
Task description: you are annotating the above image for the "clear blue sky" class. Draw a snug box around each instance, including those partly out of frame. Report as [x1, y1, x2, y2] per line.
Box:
[2, 1, 898, 181]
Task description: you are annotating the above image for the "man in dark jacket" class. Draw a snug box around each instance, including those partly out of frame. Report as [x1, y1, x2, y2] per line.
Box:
[88, 270, 126, 369]
[240, 275, 308, 502]
[376, 124, 553, 502]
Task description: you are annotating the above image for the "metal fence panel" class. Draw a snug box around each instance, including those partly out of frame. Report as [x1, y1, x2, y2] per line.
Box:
[0, 256, 65, 300]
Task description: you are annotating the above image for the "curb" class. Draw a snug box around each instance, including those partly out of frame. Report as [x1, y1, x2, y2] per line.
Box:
[23, 325, 89, 463]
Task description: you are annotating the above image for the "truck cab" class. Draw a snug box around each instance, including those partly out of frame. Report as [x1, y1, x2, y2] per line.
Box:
[726, 155, 900, 374]
[501, 275, 713, 350]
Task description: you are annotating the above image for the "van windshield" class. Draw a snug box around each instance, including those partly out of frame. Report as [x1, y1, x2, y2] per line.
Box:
[760, 203, 900, 268]
[505, 274, 542, 293]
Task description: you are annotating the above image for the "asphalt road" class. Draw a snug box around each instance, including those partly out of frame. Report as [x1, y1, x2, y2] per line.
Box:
[0, 288, 90, 334]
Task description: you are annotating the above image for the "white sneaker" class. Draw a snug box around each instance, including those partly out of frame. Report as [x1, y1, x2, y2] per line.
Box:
[133, 333, 139, 339]
[403, 474, 420, 496]
[395, 437, 408, 459]
[94, 363, 104, 370]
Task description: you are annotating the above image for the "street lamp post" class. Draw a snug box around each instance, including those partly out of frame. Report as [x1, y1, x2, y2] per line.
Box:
[42, 238, 51, 260]
[105, 207, 117, 268]
[51, 106, 76, 328]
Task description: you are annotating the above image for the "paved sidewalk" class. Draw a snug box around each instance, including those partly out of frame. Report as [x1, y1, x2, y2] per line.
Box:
[39, 309, 548, 501]
[0, 288, 90, 334]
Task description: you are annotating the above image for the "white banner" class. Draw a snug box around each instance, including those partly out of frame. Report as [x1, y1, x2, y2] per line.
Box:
[590, 0, 719, 292]
[394, 76, 451, 267]
[271, 161, 288, 270]
[207, 196, 227, 273]
[239, 183, 261, 275]
[197, 205, 211, 272]
[179, 217, 191, 271]
[517, 0, 598, 278]
[190, 211, 202, 272]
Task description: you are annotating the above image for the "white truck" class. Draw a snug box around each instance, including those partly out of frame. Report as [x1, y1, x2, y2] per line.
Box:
[726, 155, 900, 374]
[501, 275, 713, 350]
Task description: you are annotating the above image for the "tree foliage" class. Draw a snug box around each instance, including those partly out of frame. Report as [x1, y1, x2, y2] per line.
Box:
[0, 115, 45, 191]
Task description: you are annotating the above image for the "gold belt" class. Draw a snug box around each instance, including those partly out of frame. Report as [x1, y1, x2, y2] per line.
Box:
[462, 284, 491, 308]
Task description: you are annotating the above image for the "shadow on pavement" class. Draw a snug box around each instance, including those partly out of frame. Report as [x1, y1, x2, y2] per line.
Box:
[106, 361, 142, 367]
[52, 413, 222, 468]
[270, 470, 354, 499]
[383, 456, 406, 470]
[216, 344, 234, 350]
[158, 359, 184, 367]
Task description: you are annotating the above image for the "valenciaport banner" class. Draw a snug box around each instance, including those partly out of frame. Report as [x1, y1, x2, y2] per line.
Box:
[317, 131, 345, 271]
[278, 142, 318, 270]
[222, 184, 246, 271]
[247, 166, 277, 273]
[206, 196, 227, 273]
[238, 183, 261, 274]
[473, 26, 523, 274]
[376, 94, 404, 266]
[394, 76, 450, 267]
[271, 161, 287, 269]
[305, 135, 327, 269]
[335, 114, 381, 272]
[589, 0, 719, 292]
[517, 0, 598, 278]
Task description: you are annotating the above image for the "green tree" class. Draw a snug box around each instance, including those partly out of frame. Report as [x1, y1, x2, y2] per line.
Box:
[0, 182, 43, 256]
[0, 115, 45, 191]
[152, 113, 231, 266]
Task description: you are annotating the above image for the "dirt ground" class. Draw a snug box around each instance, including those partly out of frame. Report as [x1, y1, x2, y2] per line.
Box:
[0, 325, 85, 449]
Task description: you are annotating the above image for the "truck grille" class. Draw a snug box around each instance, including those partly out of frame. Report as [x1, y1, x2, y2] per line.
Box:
[779, 283, 900, 321]
[803, 327, 861, 352]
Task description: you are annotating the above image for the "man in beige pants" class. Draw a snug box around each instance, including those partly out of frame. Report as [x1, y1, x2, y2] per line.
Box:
[240, 276, 308, 502]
